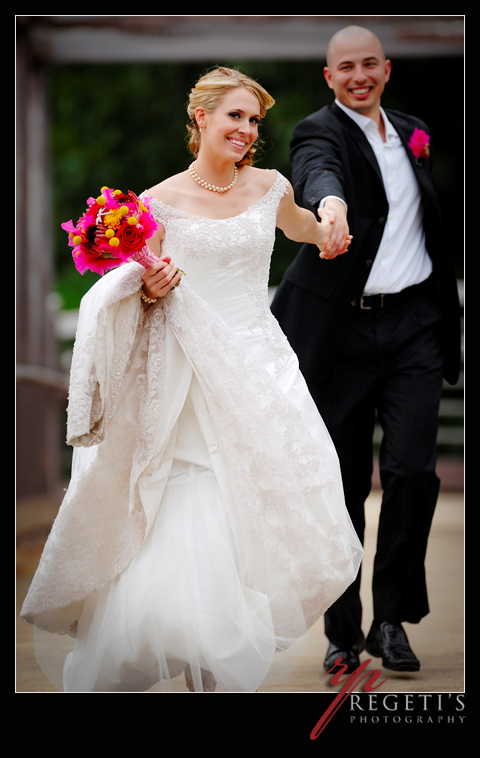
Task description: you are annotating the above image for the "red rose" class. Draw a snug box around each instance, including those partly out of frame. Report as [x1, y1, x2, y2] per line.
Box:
[117, 223, 144, 252]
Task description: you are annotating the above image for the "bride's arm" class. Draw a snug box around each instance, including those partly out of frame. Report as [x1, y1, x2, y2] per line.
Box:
[276, 180, 351, 260]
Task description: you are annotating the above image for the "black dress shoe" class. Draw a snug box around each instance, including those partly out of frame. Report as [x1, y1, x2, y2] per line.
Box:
[365, 621, 420, 672]
[324, 634, 365, 676]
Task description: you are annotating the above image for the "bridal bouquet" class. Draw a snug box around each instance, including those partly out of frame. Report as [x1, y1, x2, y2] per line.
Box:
[61, 187, 160, 275]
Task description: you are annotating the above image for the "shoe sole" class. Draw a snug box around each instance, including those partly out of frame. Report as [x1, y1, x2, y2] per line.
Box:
[380, 662, 420, 672]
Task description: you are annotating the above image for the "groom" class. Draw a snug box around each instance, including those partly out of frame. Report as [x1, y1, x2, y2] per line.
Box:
[271, 25, 461, 674]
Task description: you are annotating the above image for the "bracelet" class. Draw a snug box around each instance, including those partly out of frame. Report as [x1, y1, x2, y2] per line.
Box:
[140, 287, 157, 304]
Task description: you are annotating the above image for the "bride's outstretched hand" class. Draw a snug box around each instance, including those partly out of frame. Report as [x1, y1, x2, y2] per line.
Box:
[317, 201, 352, 259]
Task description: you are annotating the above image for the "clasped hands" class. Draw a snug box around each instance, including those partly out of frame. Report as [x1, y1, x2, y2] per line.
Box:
[317, 198, 352, 260]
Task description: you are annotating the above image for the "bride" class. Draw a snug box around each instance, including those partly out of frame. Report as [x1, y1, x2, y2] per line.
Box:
[21, 67, 362, 693]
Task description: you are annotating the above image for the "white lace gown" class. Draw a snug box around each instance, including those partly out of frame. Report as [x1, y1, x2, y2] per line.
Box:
[21, 171, 362, 692]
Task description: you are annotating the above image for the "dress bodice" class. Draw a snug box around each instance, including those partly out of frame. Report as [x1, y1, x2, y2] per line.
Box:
[142, 171, 292, 371]
[143, 173, 285, 312]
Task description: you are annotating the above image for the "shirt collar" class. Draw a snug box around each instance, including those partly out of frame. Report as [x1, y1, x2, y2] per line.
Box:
[335, 99, 397, 141]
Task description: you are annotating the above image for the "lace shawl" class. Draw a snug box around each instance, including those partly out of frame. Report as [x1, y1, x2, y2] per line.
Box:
[21, 264, 178, 634]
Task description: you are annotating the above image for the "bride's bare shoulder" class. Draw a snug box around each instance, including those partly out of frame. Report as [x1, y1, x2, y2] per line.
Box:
[145, 171, 190, 203]
[242, 165, 279, 189]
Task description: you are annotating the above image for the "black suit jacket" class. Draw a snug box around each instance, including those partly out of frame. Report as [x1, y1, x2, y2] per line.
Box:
[271, 103, 461, 385]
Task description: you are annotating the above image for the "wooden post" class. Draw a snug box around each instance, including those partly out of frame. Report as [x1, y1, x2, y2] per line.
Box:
[16, 27, 65, 498]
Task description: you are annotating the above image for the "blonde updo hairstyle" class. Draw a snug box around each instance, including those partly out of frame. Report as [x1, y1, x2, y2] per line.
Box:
[186, 67, 275, 167]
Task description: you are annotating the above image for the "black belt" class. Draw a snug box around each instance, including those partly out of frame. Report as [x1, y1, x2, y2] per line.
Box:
[359, 277, 433, 310]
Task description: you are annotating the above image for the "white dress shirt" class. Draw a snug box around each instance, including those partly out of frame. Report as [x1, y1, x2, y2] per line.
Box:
[323, 101, 432, 294]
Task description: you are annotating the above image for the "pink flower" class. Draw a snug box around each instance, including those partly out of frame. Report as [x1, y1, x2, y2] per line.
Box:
[408, 128, 430, 161]
[61, 187, 158, 275]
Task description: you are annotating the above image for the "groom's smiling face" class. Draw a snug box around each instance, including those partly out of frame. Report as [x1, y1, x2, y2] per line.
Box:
[323, 31, 391, 119]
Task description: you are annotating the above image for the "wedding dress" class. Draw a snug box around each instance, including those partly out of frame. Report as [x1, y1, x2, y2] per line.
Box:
[21, 171, 362, 692]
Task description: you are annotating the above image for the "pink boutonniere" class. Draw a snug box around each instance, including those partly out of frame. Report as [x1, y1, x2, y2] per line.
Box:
[408, 128, 430, 165]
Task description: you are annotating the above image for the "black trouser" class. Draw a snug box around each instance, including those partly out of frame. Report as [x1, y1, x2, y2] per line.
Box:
[308, 282, 444, 647]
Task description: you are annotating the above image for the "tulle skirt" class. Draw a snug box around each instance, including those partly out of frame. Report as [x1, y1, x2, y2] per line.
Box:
[63, 462, 280, 693]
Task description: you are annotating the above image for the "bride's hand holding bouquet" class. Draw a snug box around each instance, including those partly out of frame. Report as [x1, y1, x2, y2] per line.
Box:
[141, 231, 183, 301]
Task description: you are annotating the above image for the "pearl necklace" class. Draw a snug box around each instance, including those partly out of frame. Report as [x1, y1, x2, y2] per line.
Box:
[189, 162, 238, 193]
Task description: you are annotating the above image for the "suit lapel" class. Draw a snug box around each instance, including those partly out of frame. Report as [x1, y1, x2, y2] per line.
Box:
[330, 103, 385, 189]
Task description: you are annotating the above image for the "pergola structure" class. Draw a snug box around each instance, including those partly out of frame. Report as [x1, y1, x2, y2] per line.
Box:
[16, 15, 464, 497]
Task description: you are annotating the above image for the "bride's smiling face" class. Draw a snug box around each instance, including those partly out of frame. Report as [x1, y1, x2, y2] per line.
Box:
[197, 87, 261, 160]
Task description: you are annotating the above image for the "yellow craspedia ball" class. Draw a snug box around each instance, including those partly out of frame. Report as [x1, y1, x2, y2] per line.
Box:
[109, 237, 120, 247]
[113, 190, 122, 196]
[72, 235, 82, 245]
[105, 229, 115, 239]
[97, 195, 106, 206]
[127, 216, 137, 225]
[120, 205, 129, 215]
